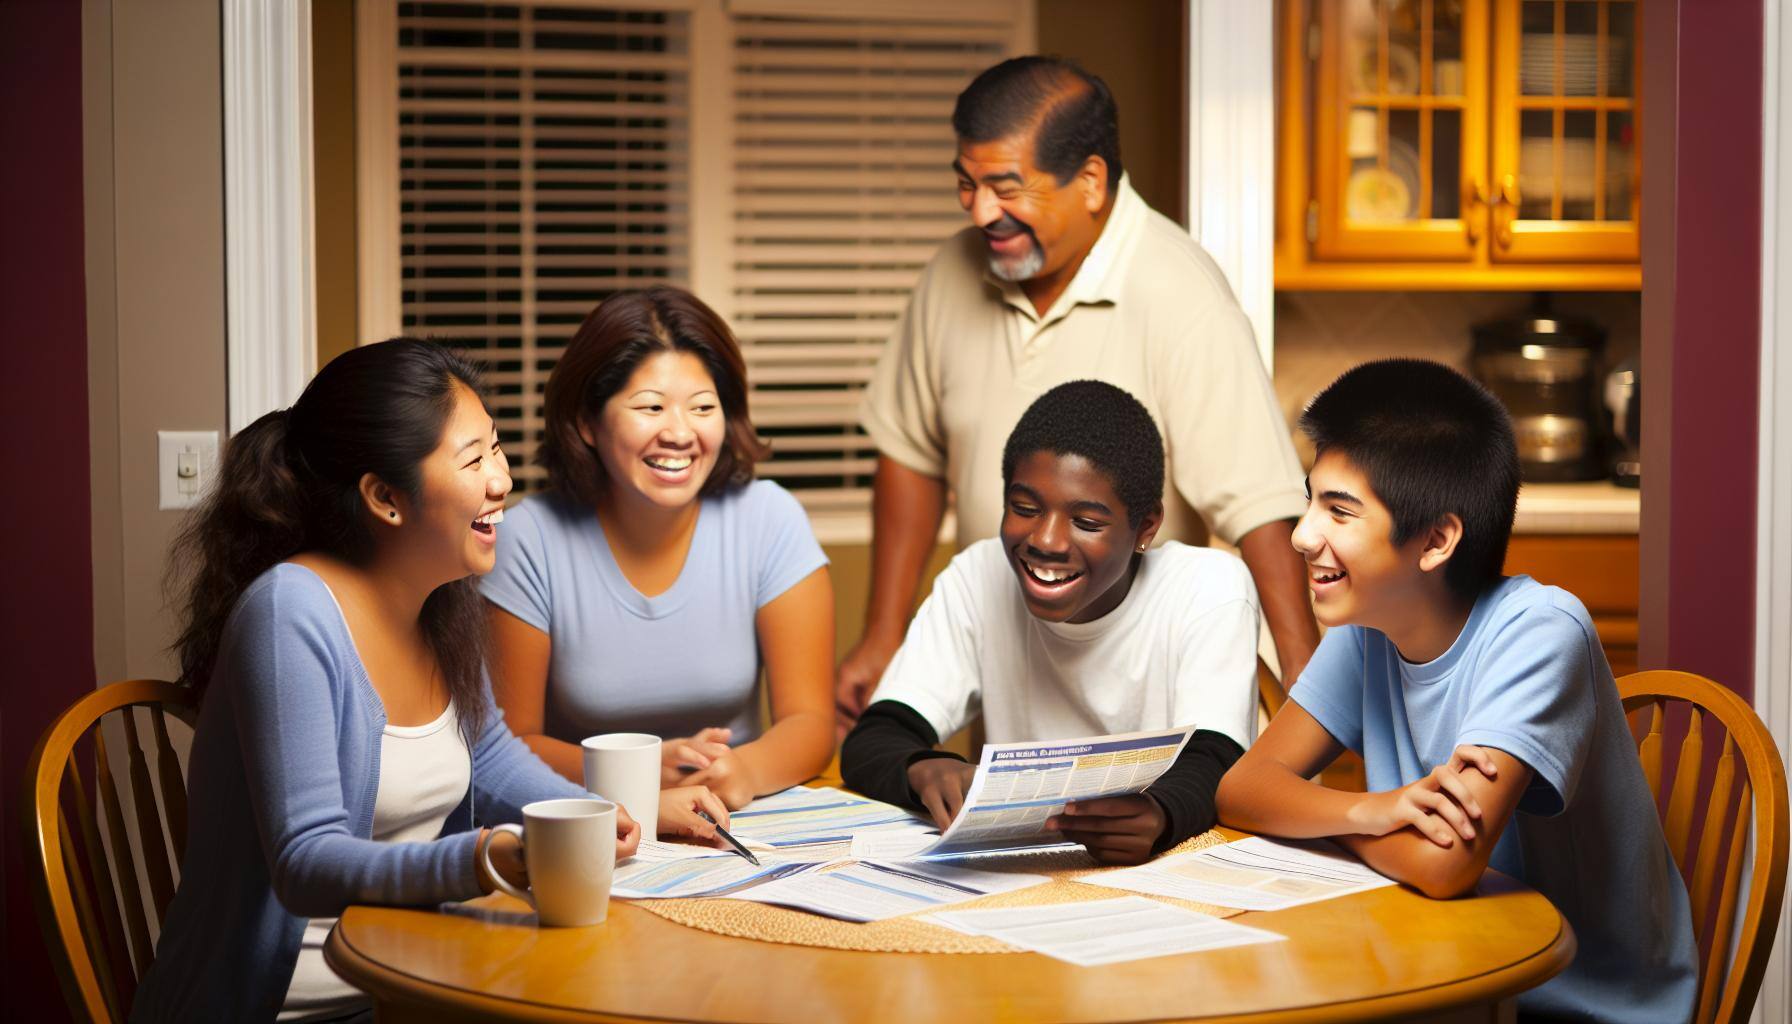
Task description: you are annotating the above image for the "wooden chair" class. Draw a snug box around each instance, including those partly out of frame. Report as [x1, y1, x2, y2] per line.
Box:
[24, 679, 194, 1024]
[1256, 654, 1287, 718]
[1618, 670, 1790, 1024]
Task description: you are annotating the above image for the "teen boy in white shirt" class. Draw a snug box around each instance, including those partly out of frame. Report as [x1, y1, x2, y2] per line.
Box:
[841, 380, 1260, 864]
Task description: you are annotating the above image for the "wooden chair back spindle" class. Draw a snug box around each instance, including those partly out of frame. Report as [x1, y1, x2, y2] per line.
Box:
[1257, 655, 1287, 719]
[1618, 671, 1790, 1024]
[25, 680, 195, 1024]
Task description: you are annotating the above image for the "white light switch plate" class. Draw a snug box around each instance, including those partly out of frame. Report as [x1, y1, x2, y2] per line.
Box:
[158, 430, 220, 510]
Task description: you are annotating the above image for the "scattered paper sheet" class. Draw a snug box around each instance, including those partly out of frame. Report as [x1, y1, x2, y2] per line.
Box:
[721, 859, 1047, 922]
[921, 895, 1284, 966]
[849, 829, 1081, 861]
[1077, 836, 1394, 911]
[630, 838, 734, 861]
[889, 727, 1194, 859]
[612, 848, 818, 899]
[725, 786, 932, 849]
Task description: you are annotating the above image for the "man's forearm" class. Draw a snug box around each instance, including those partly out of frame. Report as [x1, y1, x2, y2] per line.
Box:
[1237, 519, 1321, 685]
[864, 456, 948, 642]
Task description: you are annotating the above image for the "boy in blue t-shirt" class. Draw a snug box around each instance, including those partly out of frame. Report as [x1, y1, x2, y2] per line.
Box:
[1216, 359, 1696, 1023]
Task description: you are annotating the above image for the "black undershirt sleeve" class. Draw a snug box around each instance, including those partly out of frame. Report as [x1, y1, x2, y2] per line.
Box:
[1145, 730, 1247, 853]
[839, 700, 968, 812]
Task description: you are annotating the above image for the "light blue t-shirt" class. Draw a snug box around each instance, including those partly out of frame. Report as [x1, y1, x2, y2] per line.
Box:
[481, 480, 828, 744]
[1290, 575, 1697, 1023]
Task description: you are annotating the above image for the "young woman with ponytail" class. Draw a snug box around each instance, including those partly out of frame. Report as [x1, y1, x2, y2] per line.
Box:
[132, 340, 727, 1024]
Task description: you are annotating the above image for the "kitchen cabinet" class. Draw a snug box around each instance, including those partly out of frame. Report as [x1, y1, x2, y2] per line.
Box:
[1276, 0, 1641, 290]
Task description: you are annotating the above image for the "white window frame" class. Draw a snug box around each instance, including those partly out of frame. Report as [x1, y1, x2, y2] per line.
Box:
[1755, 3, 1792, 1020]
[223, 0, 317, 433]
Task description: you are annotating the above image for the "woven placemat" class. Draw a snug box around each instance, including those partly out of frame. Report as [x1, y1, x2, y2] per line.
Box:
[634, 830, 1237, 954]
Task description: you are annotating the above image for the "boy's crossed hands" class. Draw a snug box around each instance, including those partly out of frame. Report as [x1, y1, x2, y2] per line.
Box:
[1348, 744, 1501, 848]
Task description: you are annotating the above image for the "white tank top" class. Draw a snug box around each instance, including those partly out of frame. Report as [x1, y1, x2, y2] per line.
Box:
[278, 700, 471, 1021]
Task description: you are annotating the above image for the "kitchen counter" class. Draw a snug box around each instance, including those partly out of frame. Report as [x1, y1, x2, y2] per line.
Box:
[1513, 480, 1640, 534]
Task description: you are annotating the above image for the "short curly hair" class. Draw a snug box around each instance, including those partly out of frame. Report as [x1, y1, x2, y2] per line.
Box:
[1001, 380, 1164, 528]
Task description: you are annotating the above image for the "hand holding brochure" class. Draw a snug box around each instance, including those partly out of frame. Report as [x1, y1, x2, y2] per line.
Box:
[871, 726, 1194, 859]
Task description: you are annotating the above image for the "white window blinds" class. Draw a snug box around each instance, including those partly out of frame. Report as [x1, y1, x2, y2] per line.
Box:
[393, 1, 692, 492]
[363, 0, 1030, 533]
[729, 8, 1020, 530]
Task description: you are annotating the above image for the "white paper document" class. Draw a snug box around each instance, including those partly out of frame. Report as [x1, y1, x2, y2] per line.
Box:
[612, 846, 818, 899]
[1078, 836, 1394, 911]
[881, 727, 1194, 859]
[725, 786, 931, 849]
[921, 895, 1284, 966]
[721, 859, 1047, 922]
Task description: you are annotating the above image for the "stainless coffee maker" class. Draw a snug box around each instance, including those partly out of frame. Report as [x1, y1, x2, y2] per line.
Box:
[1604, 358, 1640, 487]
[1472, 307, 1605, 483]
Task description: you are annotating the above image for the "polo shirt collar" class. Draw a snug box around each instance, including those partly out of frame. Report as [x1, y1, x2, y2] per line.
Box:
[986, 173, 1145, 322]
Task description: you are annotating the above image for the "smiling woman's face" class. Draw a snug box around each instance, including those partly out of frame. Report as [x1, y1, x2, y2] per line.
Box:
[584, 350, 726, 511]
[407, 381, 511, 579]
[998, 450, 1160, 624]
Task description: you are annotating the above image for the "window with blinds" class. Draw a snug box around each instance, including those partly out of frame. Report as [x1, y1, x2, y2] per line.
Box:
[730, 10, 1017, 529]
[366, 0, 1029, 531]
[395, 1, 691, 492]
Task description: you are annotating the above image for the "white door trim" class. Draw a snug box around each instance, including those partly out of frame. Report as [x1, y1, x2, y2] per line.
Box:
[1756, 1, 1792, 1020]
[1185, 0, 1276, 371]
[222, 0, 316, 431]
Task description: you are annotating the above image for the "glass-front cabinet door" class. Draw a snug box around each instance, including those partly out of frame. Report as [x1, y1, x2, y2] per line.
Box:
[1488, 0, 1639, 262]
[1314, 0, 1489, 261]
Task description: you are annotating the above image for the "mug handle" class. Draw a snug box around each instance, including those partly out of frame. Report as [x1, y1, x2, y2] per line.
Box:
[480, 823, 534, 909]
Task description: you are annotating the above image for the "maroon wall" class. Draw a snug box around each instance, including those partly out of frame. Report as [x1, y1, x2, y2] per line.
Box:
[2, 0, 96, 1017]
[1639, 0, 1763, 699]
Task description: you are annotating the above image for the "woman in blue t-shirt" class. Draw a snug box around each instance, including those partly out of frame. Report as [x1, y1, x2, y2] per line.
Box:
[484, 287, 835, 809]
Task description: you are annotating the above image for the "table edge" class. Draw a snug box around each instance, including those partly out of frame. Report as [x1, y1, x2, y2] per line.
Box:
[324, 904, 1577, 1024]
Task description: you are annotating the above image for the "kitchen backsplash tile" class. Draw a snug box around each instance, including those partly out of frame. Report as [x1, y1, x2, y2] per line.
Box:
[1272, 291, 1641, 467]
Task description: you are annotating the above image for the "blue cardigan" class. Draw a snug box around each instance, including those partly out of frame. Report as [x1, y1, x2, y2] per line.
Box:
[132, 564, 591, 1022]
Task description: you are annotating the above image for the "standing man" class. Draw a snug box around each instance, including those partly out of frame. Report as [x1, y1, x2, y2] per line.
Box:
[835, 56, 1319, 732]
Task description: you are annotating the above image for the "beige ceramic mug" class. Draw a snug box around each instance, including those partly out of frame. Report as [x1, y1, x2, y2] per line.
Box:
[481, 798, 616, 927]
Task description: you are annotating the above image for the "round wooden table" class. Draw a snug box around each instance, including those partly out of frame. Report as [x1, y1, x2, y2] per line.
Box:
[325, 832, 1573, 1024]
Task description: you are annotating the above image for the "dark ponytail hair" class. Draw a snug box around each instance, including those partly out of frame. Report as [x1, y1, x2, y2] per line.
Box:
[168, 339, 493, 736]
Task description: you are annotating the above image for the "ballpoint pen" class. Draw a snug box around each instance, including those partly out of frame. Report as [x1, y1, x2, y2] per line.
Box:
[698, 811, 761, 866]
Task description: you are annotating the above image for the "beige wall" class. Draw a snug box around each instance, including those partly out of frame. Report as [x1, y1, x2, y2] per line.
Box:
[84, 0, 228, 683]
[1037, 0, 1185, 224]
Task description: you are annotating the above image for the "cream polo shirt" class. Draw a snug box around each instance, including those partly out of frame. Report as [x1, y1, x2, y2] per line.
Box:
[862, 175, 1305, 549]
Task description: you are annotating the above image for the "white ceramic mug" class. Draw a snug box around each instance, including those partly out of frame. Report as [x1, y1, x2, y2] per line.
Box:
[582, 732, 660, 838]
[481, 798, 615, 927]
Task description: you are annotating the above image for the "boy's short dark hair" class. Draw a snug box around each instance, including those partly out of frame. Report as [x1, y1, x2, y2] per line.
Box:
[1299, 359, 1519, 600]
[952, 56, 1123, 192]
[1001, 380, 1163, 528]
